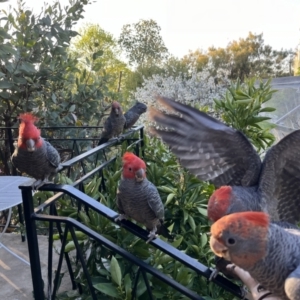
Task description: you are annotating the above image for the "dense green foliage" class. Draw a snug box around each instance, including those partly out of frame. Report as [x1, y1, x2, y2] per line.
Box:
[214, 78, 276, 152]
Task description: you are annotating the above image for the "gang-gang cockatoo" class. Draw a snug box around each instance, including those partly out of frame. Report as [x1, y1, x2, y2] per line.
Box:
[115, 152, 172, 243]
[124, 101, 147, 130]
[11, 113, 62, 189]
[150, 96, 300, 280]
[210, 211, 300, 300]
[98, 101, 126, 145]
[150, 96, 300, 225]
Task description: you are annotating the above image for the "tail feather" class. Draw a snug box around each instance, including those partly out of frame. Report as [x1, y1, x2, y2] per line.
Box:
[156, 222, 174, 240]
[98, 137, 109, 146]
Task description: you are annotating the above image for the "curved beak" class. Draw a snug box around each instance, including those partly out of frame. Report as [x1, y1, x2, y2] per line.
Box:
[114, 108, 119, 116]
[26, 139, 36, 152]
[135, 168, 145, 182]
[210, 236, 230, 260]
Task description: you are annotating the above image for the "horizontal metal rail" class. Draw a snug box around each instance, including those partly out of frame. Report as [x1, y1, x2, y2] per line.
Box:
[34, 213, 205, 300]
[33, 183, 244, 298]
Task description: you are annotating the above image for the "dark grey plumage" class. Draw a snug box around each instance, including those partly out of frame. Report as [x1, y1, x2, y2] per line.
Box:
[246, 224, 300, 300]
[151, 96, 300, 225]
[11, 112, 62, 189]
[116, 152, 172, 242]
[124, 102, 147, 130]
[98, 101, 126, 146]
[210, 212, 300, 300]
[12, 139, 62, 181]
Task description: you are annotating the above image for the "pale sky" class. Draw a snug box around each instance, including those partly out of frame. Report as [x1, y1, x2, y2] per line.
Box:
[2, 0, 300, 58]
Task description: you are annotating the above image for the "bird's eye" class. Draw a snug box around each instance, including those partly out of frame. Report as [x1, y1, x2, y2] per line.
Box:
[129, 167, 132, 171]
[227, 238, 236, 245]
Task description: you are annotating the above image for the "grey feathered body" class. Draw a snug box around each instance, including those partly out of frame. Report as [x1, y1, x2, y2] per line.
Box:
[11, 139, 62, 180]
[124, 102, 147, 130]
[117, 177, 164, 231]
[152, 97, 300, 225]
[247, 225, 300, 300]
[101, 111, 126, 140]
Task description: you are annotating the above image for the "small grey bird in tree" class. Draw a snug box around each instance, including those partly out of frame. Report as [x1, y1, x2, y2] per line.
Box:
[11, 113, 62, 190]
[124, 101, 147, 130]
[116, 152, 172, 243]
[98, 101, 126, 146]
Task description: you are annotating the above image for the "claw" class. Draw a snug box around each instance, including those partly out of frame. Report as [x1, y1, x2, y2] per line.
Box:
[209, 268, 219, 281]
[32, 177, 53, 191]
[146, 227, 158, 243]
[114, 214, 128, 222]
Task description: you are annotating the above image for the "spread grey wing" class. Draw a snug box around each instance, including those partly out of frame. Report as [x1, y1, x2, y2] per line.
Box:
[151, 96, 262, 187]
[259, 129, 300, 224]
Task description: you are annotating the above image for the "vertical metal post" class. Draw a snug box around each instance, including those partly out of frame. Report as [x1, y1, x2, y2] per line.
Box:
[47, 204, 54, 299]
[140, 127, 145, 158]
[20, 184, 45, 300]
[17, 203, 25, 242]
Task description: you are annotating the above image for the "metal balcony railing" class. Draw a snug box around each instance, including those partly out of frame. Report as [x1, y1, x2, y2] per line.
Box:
[14, 125, 245, 300]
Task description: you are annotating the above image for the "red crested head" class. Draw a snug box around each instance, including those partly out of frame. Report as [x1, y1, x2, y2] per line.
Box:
[211, 211, 269, 239]
[207, 186, 232, 222]
[111, 101, 122, 116]
[122, 152, 146, 181]
[210, 212, 269, 268]
[17, 113, 42, 150]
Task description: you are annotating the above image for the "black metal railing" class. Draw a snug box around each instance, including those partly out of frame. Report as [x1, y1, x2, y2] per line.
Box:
[17, 126, 245, 300]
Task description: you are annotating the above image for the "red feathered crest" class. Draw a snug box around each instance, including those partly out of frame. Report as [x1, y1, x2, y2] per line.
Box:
[122, 152, 146, 169]
[19, 113, 39, 124]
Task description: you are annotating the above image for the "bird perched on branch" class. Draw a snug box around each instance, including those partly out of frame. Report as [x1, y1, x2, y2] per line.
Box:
[124, 101, 147, 130]
[150, 96, 300, 225]
[210, 211, 300, 300]
[11, 113, 62, 190]
[115, 152, 172, 243]
[98, 101, 126, 146]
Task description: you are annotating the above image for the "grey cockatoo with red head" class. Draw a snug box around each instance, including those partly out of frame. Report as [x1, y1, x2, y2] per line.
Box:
[98, 101, 147, 146]
[124, 101, 147, 130]
[98, 101, 126, 145]
[11, 113, 62, 189]
[115, 152, 172, 243]
[150, 96, 300, 225]
[150, 96, 300, 280]
[210, 211, 300, 300]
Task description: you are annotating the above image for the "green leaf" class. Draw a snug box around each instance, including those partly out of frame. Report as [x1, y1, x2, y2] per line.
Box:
[93, 282, 119, 297]
[124, 274, 132, 299]
[64, 240, 83, 252]
[69, 104, 76, 112]
[197, 207, 207, 217]
[19, 62, 36, 74]
[200, 233, 208, 247]
[110, 256, 122, 286]
[165, 193, 175, 205]
[183, 209, 188, 224]
[247, 116, 271, 125]
[0, 80, 13, 89]
[260, 107, 276, 113]
[0, 27, 11, 39]
[92, 50, 104, 60]
[170, 235, 183, 248]
[188, 215, 196, 232]
[235, 99, 252, 105]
